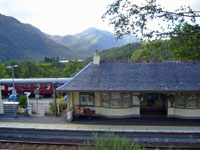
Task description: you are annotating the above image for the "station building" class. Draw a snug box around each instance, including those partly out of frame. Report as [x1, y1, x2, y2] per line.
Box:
[57, 51, 200, 121]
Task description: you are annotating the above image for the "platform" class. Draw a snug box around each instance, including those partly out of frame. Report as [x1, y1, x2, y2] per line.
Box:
[0, 115, 200, 133]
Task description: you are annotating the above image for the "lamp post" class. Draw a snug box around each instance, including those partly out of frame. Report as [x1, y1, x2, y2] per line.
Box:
[53, 82, 58, 116]
[6, 65, 18, 117]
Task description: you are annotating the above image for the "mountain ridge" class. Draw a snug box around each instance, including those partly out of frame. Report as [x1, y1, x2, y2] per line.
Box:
[0, 14, 81, 62]
[48, 27, 140, 56]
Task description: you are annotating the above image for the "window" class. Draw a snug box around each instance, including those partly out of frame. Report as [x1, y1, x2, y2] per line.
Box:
[132, 96, 140, 106]
[122, 93, 131, 107]
[44, 83, 51, 89]
[111, 92, 121, 107]
[8, 84, 13, 91]
[177, 95, 185, 108]
[80, 92, 94, 106]
[34, 83, 40, 89]
[19, 84, 25, 90]
[27, 84, 31, 89]
[102, 92, 110, 107]
[188, 94, 198, 108]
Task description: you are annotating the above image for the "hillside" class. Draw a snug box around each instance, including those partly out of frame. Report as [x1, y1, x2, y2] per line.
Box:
[48, 27, 139, 56]
[0, 14, 81, 62]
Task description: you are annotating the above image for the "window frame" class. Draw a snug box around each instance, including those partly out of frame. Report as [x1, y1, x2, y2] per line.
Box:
[111, 92, 121, 108]
[187, 93, 198, 109]
[122, 92, 132, 107]
[176, 94, 186, 108]
[34, 83, 40, 90]
[102, 92, 110, 107]
[101, 92, 133, 108]
[80, 92, 94, 106]
[19, 84, 25, 90]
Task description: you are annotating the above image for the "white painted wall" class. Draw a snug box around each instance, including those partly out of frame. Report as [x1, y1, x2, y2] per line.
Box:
[173, 108, 200, 119]
[86, 106, 140, 118]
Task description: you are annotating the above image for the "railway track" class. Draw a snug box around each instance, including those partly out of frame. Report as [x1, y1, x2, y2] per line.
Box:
[0, 139, 200, 150]
[0, 127, 200, 149]
[0, 128, 200, 143]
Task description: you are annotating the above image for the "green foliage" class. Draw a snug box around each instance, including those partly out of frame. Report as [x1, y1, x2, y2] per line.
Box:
[131, 49, 151, 61]
[57, 98, 67, 112]
[0, 58, 84, 78]
[103, 0, 199, 40]
[0, 62, 7, 78]
[63, 59, 83, 77]
[131, 40, 172, 61]
[48, 102, 55, 115]
[81, 132, 145, 150]
[18, 94, 27, 108]
[170, 24, 200, 60]
[47, 98, 67, 115]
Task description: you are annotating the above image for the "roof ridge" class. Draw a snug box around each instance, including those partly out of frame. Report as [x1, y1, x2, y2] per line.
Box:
[100, 60, 200, 63]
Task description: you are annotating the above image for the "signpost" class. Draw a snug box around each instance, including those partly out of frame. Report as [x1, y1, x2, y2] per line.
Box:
[53, 82, 57, 116]
[0, 85, 5, 114]
[6, 65, 18, 117]
[24, 92, 31, 116]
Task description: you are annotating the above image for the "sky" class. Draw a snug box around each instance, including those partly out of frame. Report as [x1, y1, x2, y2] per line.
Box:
[0, 0, 199, 36]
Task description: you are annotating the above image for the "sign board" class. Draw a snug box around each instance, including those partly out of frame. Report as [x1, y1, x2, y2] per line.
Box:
[132, 96, 140, 106]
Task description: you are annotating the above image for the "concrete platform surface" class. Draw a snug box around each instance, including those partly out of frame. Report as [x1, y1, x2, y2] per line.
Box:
[0, 122, 200, 133]
[0, 115, 200, 133]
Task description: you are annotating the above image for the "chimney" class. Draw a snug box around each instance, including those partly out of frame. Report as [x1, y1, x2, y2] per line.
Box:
[93, 50, 100, 65]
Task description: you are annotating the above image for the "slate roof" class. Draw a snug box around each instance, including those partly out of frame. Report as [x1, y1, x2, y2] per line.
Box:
[57, 61, 200, 92]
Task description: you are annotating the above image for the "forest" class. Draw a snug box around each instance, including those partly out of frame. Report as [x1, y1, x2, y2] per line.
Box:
[0, 57, 84, 78]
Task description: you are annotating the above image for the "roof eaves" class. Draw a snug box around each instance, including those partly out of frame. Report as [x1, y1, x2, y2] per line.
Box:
[56, 62, 92, 91]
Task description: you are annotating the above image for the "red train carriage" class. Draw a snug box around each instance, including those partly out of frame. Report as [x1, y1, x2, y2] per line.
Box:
[0, 78, 71, 97]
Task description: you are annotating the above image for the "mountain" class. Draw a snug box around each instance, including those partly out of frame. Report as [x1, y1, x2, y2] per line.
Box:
[0, 14, 81, 62]
[48, 27, 140, 56]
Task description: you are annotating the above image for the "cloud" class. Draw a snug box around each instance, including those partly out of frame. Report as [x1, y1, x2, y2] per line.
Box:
[191, 0, 200, 11]
[0, 0, 34, 20]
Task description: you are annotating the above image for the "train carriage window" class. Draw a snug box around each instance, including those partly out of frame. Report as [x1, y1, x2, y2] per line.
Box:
[44, 83, 51, 89]
[34, 83, 40, 89]
[27, 84, 31, 89]
[8, 84, 13, 91]
[19, 84, 25, 90]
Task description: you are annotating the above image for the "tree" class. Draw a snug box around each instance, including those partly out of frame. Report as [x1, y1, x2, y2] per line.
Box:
[21, 60, 38, 78]
[170, 23, 200, 60]
[6, 60, 21, 78]
[0, 62, 7, 78]
[63, 60, 82, 77]
[131, 40, 172, 60]
[103, 0, 200, 40]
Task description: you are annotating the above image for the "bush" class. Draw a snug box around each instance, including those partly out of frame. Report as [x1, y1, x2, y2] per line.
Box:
[47, 98, 67, 115]
[18, 94, 27, 108]
[81, 132, 145, 150]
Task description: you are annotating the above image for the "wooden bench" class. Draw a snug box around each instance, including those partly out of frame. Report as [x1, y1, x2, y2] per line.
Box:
[73, 105, 95, 120]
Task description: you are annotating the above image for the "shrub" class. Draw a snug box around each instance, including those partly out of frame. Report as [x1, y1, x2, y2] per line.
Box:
[47, 98, 67, 115]
[80, 132, 145, 150]
[18, 94, 27, 108]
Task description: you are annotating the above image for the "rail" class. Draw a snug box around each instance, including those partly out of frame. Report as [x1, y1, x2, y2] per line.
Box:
[0, 139, 199, 149]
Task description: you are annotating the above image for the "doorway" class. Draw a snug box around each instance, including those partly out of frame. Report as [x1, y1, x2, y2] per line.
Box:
[140, 93, 168, 117]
